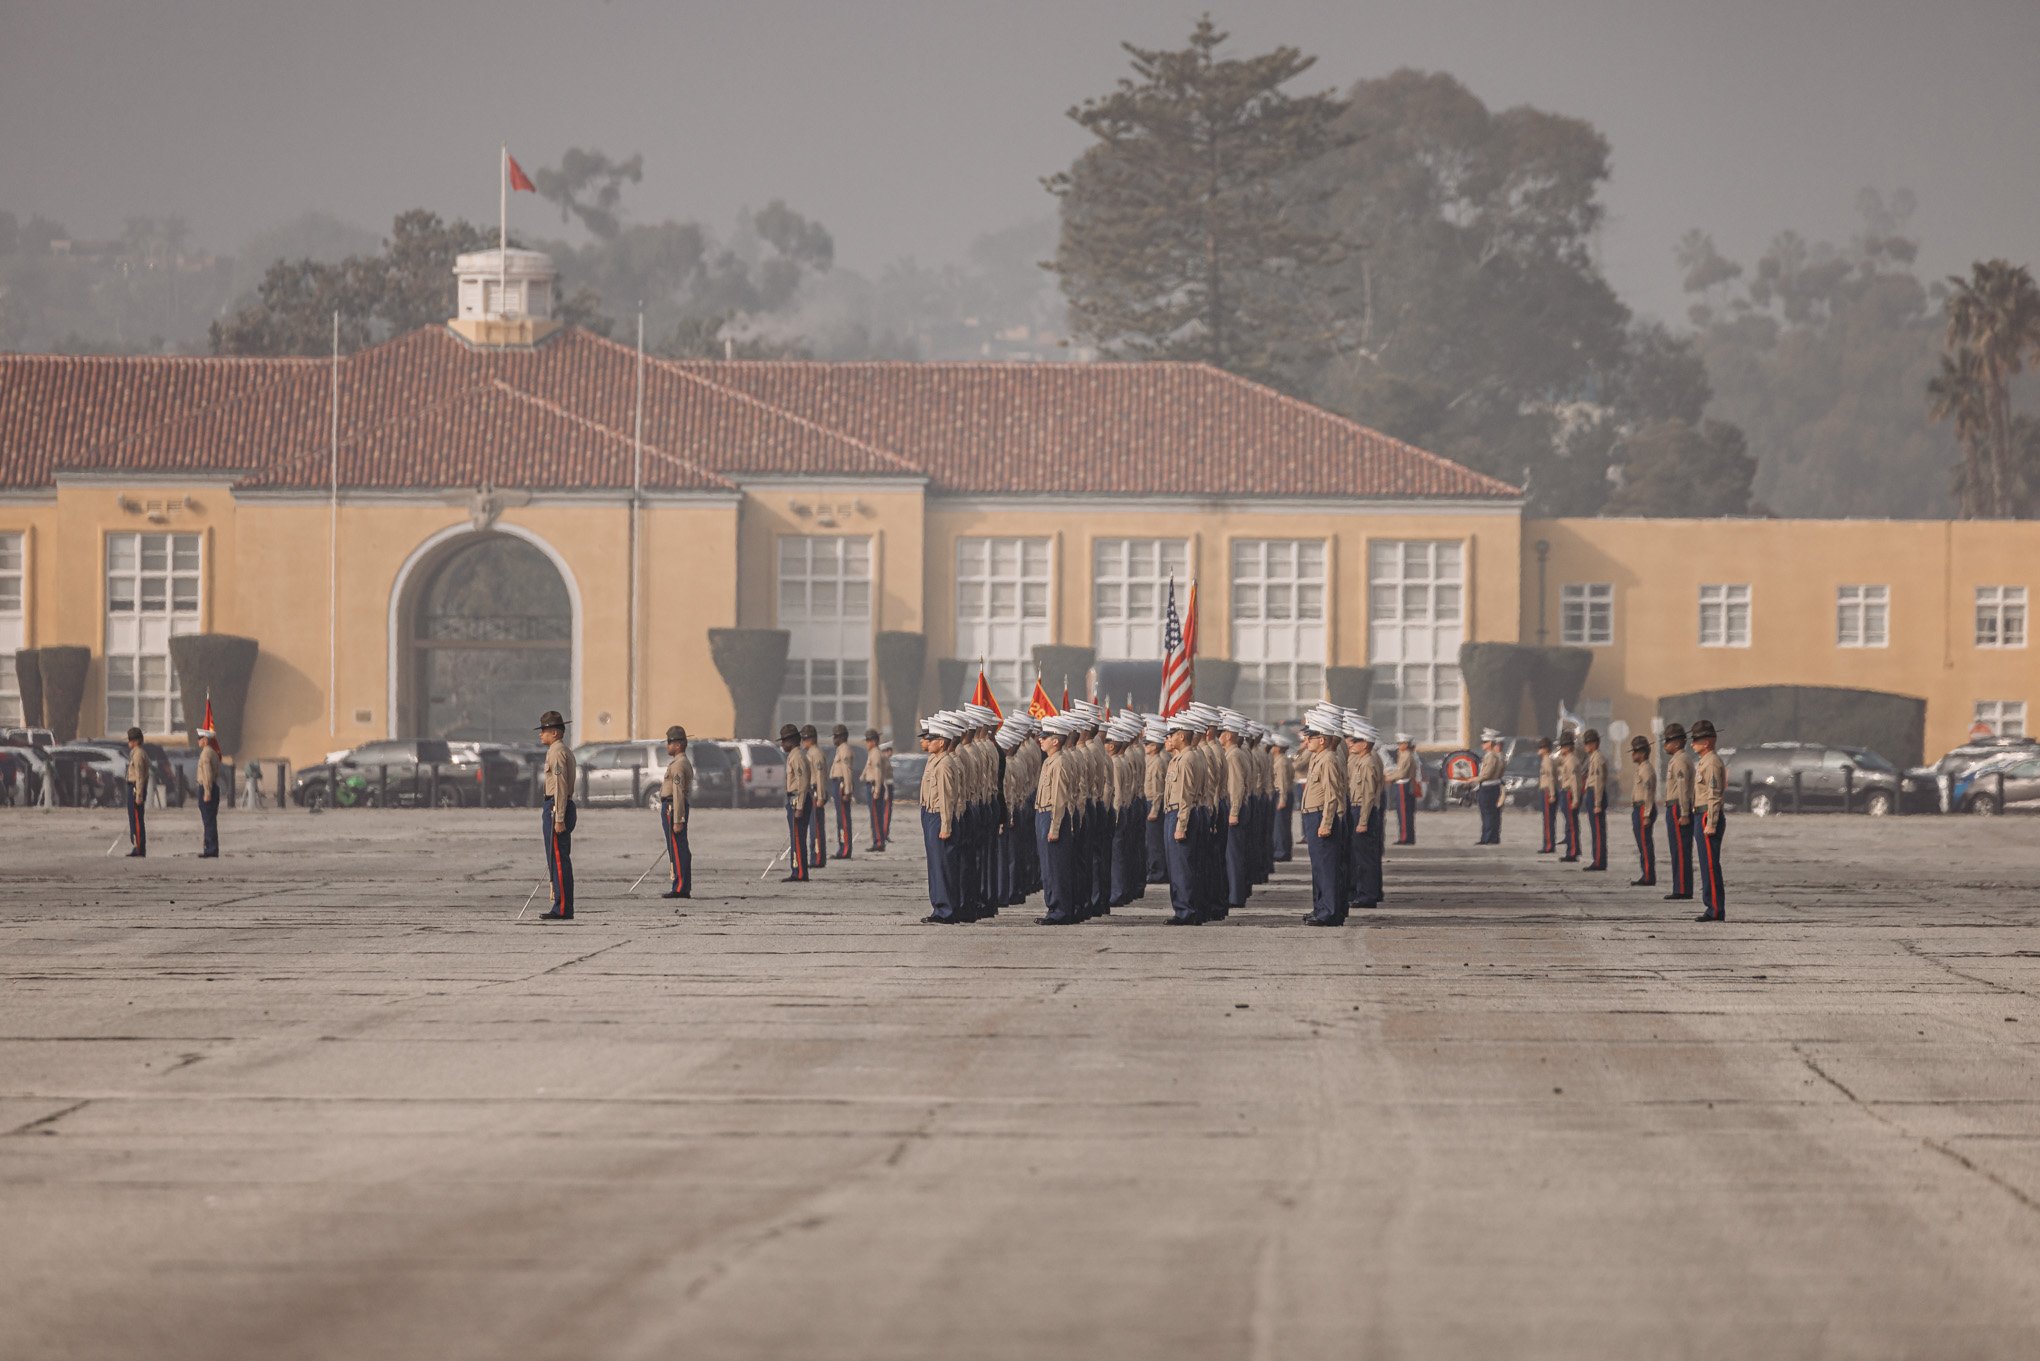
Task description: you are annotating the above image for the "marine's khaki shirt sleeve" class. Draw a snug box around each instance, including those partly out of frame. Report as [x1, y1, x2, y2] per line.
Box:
[1352, 757, 1382, 830]
[1538, 754, 1554, 792]
[1695, 752, 1726, 833]
[544, 743, 575, 822]
[1665, 750, 1696, 818]
[1587, 751, 1608, 799]
[1479, 751, 1503, 783]
[128, 747, 149, 793]
[1226, 747, 1247, 810]
[1633, 759, 1658, 807]
[831, 745, 854, 790]
[195, 746, 219, 797]
[663, 754, 691, 816]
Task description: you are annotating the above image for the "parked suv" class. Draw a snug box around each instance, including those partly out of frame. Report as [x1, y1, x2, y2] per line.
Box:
[1907, 737, 2040, 812]
[72, 738, 184, 805]
[1951, 752, 2040, 815]
[573, 739, 738, 808]
[728, 739, 788, 806]
[292, 740, 518, 809]
[1719, 742, 1905, 817]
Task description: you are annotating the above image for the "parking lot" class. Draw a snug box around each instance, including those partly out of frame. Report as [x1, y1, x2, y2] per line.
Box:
[3, 804, 2038, 1359]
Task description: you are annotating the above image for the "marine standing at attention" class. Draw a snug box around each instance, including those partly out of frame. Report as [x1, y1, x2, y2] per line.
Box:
[829, 724, 856, 862]
[1555, 731, 1582, 861]
[918, 716, 960, 922]
[1535, 737, 1557, 854]
[1300, 706, 1350, 925]
[863, 728, 890, 851]
[1389, 733, 1419, 846]
[194, 723, 222, 859]
[1270, 735, 1294, 863]
[660, 725, 693, 901]
[779, 723, 811, 883]
[799, 725, 827, 869]
[1690, 719, 1728, 922]
[1660, 722, 1696, 902]
[122, 726, 149, 857]
[1474, 728, 1504, 845]
[1628, 734, 1657, 887]
[1580, 729, 1610, 872]
[536, 711, 576, 920]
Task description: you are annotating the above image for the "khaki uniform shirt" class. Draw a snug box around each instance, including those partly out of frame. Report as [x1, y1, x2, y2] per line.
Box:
[661, 751, 692, 817]
[830, 743, 855, 796]
[542, 741, 576, 826]
[1695, 750, 1727, 834]
[1036, 749, 1070, 835]
[127, 746, 150, 797]
[1225, 744, 1248, 815]
[1538, 752, 1555, 793]
[1162, 746, 1193, 837]
[1388, 749, 1417, 784]
[864, 747, 891, 790]
[1556, 750, 1580, 800]
[1145, 747, 1168, 818]
[783, 747, 809, 811]
[1350, 749, 1383, 831]
[1271, 750, 1293, 807]
[1113, 747, 1138, 811]
[922, 749, 954, 836]
[1302, 747, 1348, 817]
[1663, 748, 1696, 820]
[1584, 749, 1608, 801]
[1479, 749, 1504, 784]
[195, 745, 220, 799]
[802, 744, 825, 805]
[1632, 757, 1658, 808]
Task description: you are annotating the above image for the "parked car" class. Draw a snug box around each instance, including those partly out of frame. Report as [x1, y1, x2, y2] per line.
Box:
[1950, 752, 2040, 815]
[572, 739, 738, 808]
[0, 746, 48, 804]
[45, 745, 129, 806]
[72, 738, 184, 805]
[1717, 742, 1906, 816]
[1, 727, 55, 750]
[1907, 737, 2040, 812]
[728, 739, 788, 806]
[451, 741, 546, 806]
[291, 740, 519, 809]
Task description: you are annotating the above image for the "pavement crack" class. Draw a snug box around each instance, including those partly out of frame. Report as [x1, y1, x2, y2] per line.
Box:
[1897, 938, 2037, 999]
[7, 1099, 89, 1136]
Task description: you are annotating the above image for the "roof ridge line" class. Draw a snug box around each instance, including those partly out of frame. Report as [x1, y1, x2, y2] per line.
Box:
[483, 378, 738, 490]
[653, 361, 925, 475]
[1186, 361, 1523, 498]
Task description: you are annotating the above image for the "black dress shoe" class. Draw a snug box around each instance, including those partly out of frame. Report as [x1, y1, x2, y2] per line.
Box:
[1663, 892, 1691, 901]
[1695, 911, 1721, 922]
[1558, 856, 1579, 863]
[1037, 915, 1073, 926]
[539, 910, 573, 921]
[661, 890, 684, 899]
[1631, 878, 1655, 887]
[1167, 915, 1199, 925]
[1583, 865, 1607, 872]
[920, 913, 955, 924]
[780, 875, 806, 883]
[127, 849, 145, 858]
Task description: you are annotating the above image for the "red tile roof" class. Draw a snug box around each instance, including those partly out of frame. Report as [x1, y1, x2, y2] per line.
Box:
[1, 326, 1519, 501]
[676, 359, 1521, 499]
[0, 353, 314, 488]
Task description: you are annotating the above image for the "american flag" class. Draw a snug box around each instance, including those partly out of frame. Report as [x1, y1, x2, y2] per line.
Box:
[1161, 577, 1196, 716]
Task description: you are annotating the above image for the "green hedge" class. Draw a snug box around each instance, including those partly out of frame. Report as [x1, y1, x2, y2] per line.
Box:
[1030, 645, 1096, 707]
[1657, 685, 1927, 768]
[12, 648, 43, 727]
[38, 646, 90, 743]
[168, 634, 259, 755]
[1458, 642, 1533, 737]
[707, 628, 789, 739]
[1193, 658, 1240, 708]
[935, 657, 972, 710]
[874, 631, 926, 741]
[1528, 647, 1594, 733]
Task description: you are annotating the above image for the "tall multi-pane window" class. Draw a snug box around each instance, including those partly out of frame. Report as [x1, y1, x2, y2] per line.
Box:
[1836, 585, 1889, 648]
[1976, 586, 2028, 648]
[955, 537, 1051, 706]
[776, 535, 873, 730]
[0, 533, 22, 726]
[1368, 540, 1465, 744]
[1698, 583, 1752, 647]
[1974, 700, 2027, 739]
[1092, 537, 1189, 659]
[1230, 539, 1326, 725]
[1560, 583, 1613, 646]
[105, 532, 202, 733]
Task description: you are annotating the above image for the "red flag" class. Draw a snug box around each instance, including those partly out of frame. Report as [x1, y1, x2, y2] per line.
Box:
[506, 153, 536, 193]
[1029, 678, 1059, 720]
[1060, 679, 1071, 712]
[970, 666, 1003, 720]
[200, 695, 215, 733]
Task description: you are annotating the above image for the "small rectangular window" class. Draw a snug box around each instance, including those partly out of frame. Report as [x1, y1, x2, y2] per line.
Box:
[1974, 700, 2027, 739]
[1560, 583, 1614, 646]
[1699, 583, 1752, 648]
[1836, 584, 1889, 648]
[1976, 586, 2028, 649]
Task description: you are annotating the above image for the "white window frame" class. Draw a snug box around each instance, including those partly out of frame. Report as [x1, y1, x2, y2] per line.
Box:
[0, 532, 23, 727]
[955, 536, 1052, 707]
[1975, 586, 2028, 649]
[775, 534, 873, 730]
[1974, 700, 2027, 740]
[105, 532, 203, 734]
[1835, 584, 1889, 648]
[1229, 538, 1327, 726]
[1698, 583, 1752, 648]
[1091, 537, 1189, 660]
[1367, 540, 1465, 744]
[1560, 583, 1614, 647]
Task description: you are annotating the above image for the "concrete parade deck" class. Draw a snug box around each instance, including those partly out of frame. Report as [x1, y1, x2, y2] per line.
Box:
[3, 804, 2038, 1360]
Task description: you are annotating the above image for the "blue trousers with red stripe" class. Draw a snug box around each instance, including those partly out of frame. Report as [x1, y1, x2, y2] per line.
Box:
[1393, 779, 1418, 844]
[1698, 816, 1727, 917]
[126, 786, 147, 856]
[834, 781, 854, 859]
[541, 797, 576, 914]
[661, 797, 691, 895]
[785, 801, 811, 880]
[1583, 789, 1608, 869]
[1631, 803, 1656, 884]
[1664, 806, 1694, 896]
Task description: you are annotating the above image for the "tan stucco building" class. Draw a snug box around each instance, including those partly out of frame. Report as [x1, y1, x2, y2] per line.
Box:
[0, 250, 2032, 769]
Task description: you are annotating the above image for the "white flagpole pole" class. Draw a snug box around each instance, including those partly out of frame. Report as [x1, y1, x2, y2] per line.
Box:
[328, 310, 339, 737]
[498, 145, 508, 314]
[630, 307, 644, 738]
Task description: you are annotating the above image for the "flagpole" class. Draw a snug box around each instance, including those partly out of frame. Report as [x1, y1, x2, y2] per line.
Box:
[498, 145, 508, 314]
[328, 309, 339, 737]
[629, 307, 644, 737]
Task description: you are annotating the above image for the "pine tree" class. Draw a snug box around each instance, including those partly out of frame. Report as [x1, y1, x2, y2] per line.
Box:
[1046, 17, 1350, 381]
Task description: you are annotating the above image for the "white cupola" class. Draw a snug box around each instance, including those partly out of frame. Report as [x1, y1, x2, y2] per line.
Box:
[449, 248, 561, 347]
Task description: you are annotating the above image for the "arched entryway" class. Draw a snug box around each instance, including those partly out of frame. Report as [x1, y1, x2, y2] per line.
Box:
[391, 530, 574, 742]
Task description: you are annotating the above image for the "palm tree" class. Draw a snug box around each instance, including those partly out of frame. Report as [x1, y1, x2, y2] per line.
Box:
[1942, 260, 2040, 517]
[1928, 347, 1990, 517]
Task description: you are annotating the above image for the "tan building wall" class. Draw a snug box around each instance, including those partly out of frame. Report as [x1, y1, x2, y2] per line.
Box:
[1526, 518, 2039, 757]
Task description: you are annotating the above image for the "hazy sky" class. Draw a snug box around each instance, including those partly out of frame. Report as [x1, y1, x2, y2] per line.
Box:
[4, 0, 2037, 322]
